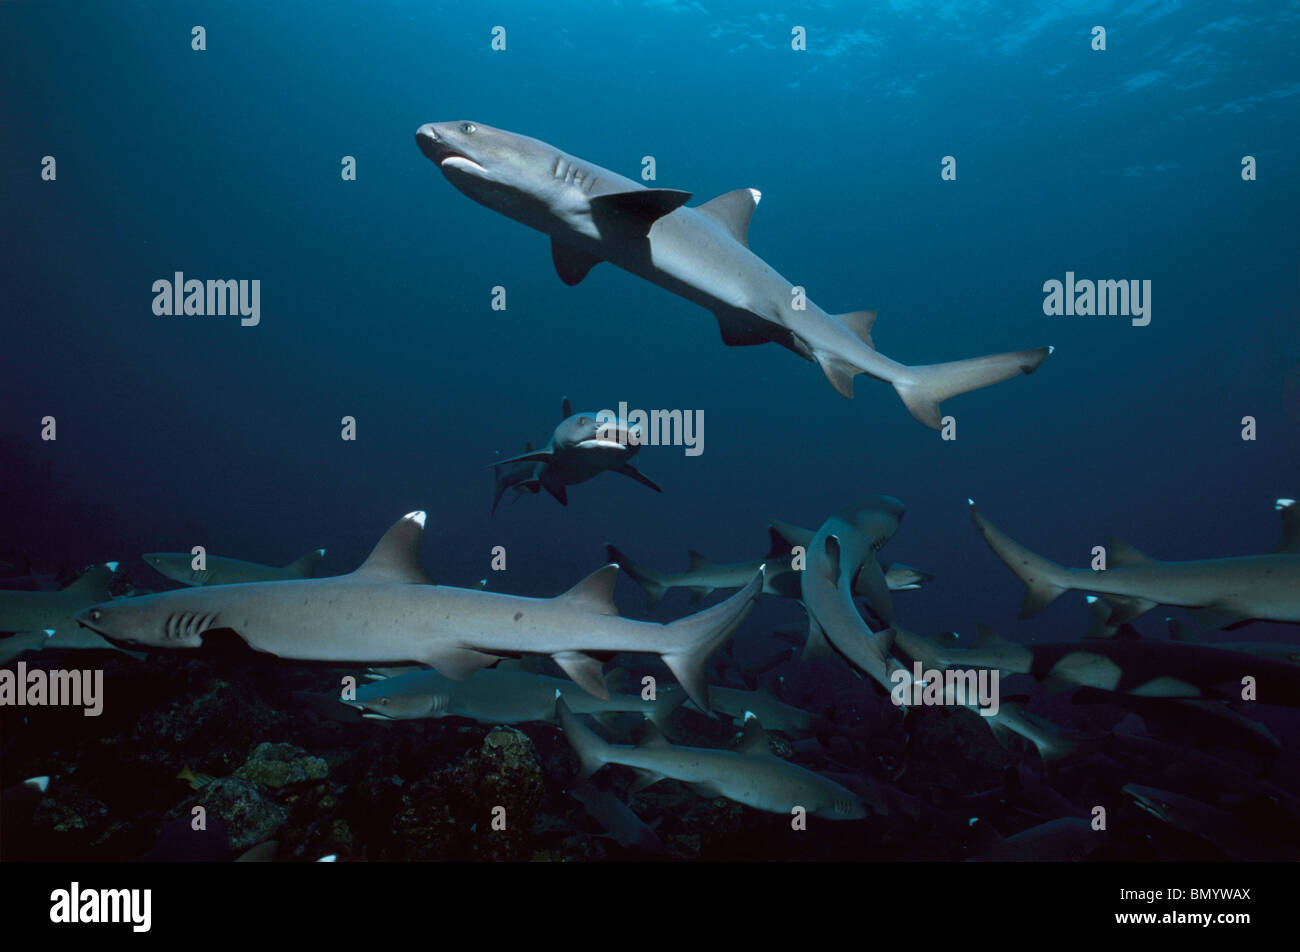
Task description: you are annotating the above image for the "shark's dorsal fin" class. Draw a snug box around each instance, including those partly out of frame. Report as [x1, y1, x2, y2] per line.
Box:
[524, 441, 534, 453]
[558, 565, 620, 616]
[737, 712, 771, 755]
[354, 512, 432, 584]
[697, 188, 760, 247]
[589, 188, 691, 239]
[820, 534, 842, 581]
[837, 310, 877, 349]
[61, 563, 116, 597]
[768, 519, 813, 554]
[1275, 499, 1300, 554]
[1106, 537, 1156, 567]
[686, 549, 715, 571]
[636, 720, 672, 750]
[550, 239, 603, 286]
[285, 549, 325, 577]
[973, 623, 1009, 649]
[561, 397, 572, 419]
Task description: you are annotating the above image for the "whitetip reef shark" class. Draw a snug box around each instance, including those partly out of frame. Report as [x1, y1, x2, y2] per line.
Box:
[606, 527, 932, 607]
[491, 397, 660, 507]
[75, 512, 762, 710]
[143, 549, 324, 586]
[799, 497, 911, 692]
[969, 497, 1300, 628]
[0, 563, 142, 660]
[557, 696, 866, 819]
[415, 120, 1051, 429]
[491, 441, 545, 514]
[348, 662, 685, 729]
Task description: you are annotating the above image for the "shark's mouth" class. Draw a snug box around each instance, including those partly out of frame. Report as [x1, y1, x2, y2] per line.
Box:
[440, 153, 487, 174]
[576, 438, 630, 451]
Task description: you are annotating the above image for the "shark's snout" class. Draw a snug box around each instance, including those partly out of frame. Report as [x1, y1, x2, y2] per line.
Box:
[415, 124, 443, 161]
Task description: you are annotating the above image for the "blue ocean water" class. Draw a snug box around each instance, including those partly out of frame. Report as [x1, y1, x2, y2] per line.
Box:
[1, 1, 1298, 863]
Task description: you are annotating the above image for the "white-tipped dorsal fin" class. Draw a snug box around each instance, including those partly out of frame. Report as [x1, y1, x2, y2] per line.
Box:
[62, 563, 116, 597]
[354, 512, 433, 584]
[1106, 537, 1157, 568]
[1275, 498, 1300, 554]
[738, 712, 770, 755]
[558, 565, 620, 616]
[697, 188, 761, 247]
[25, 776, 50, 793]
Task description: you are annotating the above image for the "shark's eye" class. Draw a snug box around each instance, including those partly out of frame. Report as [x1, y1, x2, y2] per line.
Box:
[462, 122, 476, 134]
[579, 417, 590, 425]
[91, 609, 102, 621]
[379, 698, 389, 706]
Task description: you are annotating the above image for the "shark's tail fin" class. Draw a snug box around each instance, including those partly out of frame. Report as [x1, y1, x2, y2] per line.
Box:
[556, 695, 612, 784]
[968, 500, 1071, 618]
[892, 346, 1052, 429]
[286, 549, 325, 578]
[660, 568, 763, 711]
[603, 543, 668, 608]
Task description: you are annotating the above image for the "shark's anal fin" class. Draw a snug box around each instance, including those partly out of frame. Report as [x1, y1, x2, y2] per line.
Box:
[614, 462, 661, 493]
[589, 188, 692, 239]
[552, 650, 610, 699]
[697, 188, 760, 247]
[551, 240, 603, 286]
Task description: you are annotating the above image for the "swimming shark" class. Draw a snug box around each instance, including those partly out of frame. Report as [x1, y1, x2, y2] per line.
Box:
[1123, 783, 1298, 861]
[933, 622, 1300, 705]
[491, 441, 546, 514]
[968, 817, 1101, 862]
[569, 781, 665, 854]
[348, 663, 685, 729]
[890, 626, 1091, 766]
[606, 531, 932, 607]
[969, 497, 1300, 628]
[491, 398, 660, 506]
[799, 497, 910, 691]
[415, 121, 1052, 429]
[143, 549, 324, 586]
[0, 563, 141, 659]
[75, 512, 762, 710]
[558, 697, 866, 819]
[684, 681, 828, 734]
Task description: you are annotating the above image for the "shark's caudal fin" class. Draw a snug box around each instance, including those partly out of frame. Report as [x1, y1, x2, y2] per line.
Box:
[556, 696, 613, 784]
[892, 347, 1053, 429]
[969, 501, 1070, 618]
[660, 568, 764, 711]
[285, 549, 325, 578]
[604, 543, 669, 608]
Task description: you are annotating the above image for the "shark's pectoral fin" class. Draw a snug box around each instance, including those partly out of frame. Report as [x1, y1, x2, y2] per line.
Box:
[545, 481, 569, 506]
[552, 650, 610, 699]
[426, 646, 500, 680]
[589, 188, 692, 239]
[816, 353, 861, 399]
[697, 188, 760, 246]
[493, 448, 553, 468]
[686, 586, 710, 604]
[551, 240, 603, 286]
[614, 462, 661, 493]
[713, 310, 772, 347]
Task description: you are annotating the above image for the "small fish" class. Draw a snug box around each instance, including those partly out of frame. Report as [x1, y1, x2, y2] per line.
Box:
[177, 765, 217, 790]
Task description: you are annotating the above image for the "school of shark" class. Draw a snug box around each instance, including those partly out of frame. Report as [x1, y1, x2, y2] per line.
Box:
[2, 118, 1296, 865]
